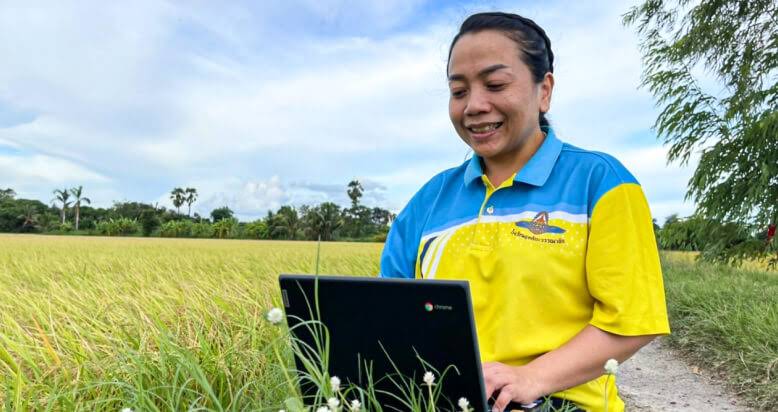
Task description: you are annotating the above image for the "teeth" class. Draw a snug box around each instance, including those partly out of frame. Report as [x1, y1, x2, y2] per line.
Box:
[470, 123, 500, 133]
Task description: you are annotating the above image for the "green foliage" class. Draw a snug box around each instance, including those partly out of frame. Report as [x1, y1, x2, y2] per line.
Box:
[658, 214, 775, 266]
[95, 218, 141, 236]
[160, 220, 194, 238]
[138, 209, 161, 236]
[0, 198, 49, 232]
[269, 206, 301, 240]
[624, 0, 778, 264]
[184, 187, 198, 217]
[52, 187, 72, 224]
[170, 187, 186, 215]
[347, 179, 364, 209]
[69, 185, 91, 231]
[304, 202, 343, 241]
[0, 188, 15, 201]
[0, 183, 395, 243]
[191, 222, 215, 238]
[245, 220, 269, 240]
[213, 218, 238, 239]
[662, 253, 778, 409]
[211, 206, 234, 222]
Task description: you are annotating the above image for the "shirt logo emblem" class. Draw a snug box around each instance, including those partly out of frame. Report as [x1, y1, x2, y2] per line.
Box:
[515, 211, 566, 235]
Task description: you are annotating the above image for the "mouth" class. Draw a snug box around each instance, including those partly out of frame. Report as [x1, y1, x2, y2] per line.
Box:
[466, 122, 503, 140]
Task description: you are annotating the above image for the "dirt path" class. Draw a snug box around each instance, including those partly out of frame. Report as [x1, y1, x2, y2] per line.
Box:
[618, 338, 751, 411]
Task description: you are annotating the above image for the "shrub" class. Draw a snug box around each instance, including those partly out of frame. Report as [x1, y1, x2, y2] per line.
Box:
[95, 218, 140, 236]
[160, 220, 193, 238]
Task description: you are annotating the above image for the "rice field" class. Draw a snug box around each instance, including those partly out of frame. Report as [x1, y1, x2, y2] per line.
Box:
[1, 234, 775, 410]
[0, 234, 382, 410]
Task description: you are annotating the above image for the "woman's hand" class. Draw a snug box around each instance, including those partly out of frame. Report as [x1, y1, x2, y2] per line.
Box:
[483, 361, 545, 411]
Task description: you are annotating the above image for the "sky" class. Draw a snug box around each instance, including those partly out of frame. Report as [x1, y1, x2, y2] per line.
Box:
[0, 0, 698, 222]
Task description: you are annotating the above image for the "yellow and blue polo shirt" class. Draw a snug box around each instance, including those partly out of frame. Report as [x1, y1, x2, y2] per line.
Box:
[379, 128, 670, 412]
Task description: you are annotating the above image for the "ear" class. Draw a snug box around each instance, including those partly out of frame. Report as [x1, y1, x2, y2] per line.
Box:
[538, 72, 554, 113]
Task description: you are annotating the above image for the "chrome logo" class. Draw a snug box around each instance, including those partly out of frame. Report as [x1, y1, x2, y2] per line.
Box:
[424, 302, 434, 312]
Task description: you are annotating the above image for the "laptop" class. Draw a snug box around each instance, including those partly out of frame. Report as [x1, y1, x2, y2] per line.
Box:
[278, 274, 534, 411]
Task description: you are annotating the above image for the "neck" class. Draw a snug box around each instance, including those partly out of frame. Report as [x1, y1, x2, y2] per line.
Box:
[483, 128, 546, 186]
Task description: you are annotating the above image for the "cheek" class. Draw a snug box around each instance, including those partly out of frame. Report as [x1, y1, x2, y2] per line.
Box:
[448, 100, 461, 125]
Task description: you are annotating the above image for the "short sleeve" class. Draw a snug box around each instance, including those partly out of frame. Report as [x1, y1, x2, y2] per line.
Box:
[379, 202, 420, 279]
[586, 183, 671, 336]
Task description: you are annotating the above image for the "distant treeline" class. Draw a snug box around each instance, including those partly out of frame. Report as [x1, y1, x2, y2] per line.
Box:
[658, 214, 775, 264]
[0, 182, 395, 242]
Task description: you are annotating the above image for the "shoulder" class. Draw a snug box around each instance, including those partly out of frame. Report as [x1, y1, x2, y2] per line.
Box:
[554, 142, 640, 209]
[404, 159, 469, 208]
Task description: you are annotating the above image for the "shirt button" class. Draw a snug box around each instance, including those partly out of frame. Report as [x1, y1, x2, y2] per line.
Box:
[486, 205, 494, 215]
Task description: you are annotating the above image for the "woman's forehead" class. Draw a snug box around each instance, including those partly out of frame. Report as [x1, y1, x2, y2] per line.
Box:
[448, 31, 523, 76]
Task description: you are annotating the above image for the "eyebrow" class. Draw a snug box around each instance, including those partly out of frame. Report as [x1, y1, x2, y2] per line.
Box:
[448, 64, 510, 82]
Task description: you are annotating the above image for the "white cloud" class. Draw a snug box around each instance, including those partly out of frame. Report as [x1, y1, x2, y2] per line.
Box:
[0, 1, 700, 219]
[0, 153, 108, 184]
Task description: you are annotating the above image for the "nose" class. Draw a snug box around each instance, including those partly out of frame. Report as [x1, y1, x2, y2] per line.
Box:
[464, 88, 491, 116]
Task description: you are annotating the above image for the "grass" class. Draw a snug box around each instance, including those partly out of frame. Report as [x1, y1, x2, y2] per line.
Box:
[1, 234, 775, 410]
[0, 234, 381, 410]
[660, 252, 778, 410]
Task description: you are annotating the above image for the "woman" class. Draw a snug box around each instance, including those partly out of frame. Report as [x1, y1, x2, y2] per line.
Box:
[379, 12, 670, 412]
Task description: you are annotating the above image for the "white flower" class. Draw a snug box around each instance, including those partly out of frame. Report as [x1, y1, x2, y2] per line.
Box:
[279, 410, 285, 412]
[604, 358, 619, 375]
[327, 397, 340, 409]
[316, 407, 331, 412]
[458, 397, 470, 411]
[422, 371, 435, 386]
[266, 307, 284, 324]
[349, 399, 361, 411]
[121, 409, 134, 412]
[330, 375, 341, 392]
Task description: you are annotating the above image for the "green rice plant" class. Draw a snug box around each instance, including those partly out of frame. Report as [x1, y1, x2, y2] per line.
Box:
[661, 252, 778, 410]
[0, 234, 381, 409]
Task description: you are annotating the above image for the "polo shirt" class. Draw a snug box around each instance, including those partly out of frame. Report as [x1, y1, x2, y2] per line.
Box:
[379, 127, 670, 411]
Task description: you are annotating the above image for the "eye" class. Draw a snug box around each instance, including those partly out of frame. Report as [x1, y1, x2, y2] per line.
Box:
[487, 83, 506, 91]
[450, 89, 467, 98]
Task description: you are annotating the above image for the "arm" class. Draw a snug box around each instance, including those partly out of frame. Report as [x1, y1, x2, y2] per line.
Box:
[484, 325, 657, 409]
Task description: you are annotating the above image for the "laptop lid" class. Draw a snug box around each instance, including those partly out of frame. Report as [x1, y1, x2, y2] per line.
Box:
[278, 274, 489, 411]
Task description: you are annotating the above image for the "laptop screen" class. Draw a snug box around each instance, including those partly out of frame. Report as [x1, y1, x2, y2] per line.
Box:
[279, 274, 488, 411]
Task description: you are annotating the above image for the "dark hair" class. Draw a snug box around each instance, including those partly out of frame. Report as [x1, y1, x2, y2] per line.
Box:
[447, 12, 554, 128]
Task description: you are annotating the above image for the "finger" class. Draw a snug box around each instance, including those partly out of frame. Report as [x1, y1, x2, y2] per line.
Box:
[482, 366, 508, 399]
[492, 385, 515, 411]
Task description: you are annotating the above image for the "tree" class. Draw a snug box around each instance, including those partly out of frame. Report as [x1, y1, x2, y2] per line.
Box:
[138, 209, 160, 236]
[170, 187, 185, 215]
[347, 180, 364, 209]
[69, 185, 91, 231]
[0, 188, 15, 201]
[18, 204, 40, 231]
[210, 206, 234, 222]
[213, 217, 237, 239]
[184, 187, 198, 217]
[52, 188, 71, 224]
[624, 0, 778, 264]
[270, 206, 301, 240]
[304, 202, 343, 241]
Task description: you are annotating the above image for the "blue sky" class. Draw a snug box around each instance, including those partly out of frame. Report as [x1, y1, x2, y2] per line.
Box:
[0, 0, 696, 222]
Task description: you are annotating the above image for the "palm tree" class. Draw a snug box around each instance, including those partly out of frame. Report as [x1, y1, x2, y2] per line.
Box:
[0, 188, 15, 201]
[184, 187, 198, 217]
[271, 206, 300, 240]
[70, 186, 91, 231]
[304, 202, 343, 241]
[347, 180, 363, 209]
[18, 205, 39, 231]
[170, 187, 185, 215]
[52, 188, 71, 224]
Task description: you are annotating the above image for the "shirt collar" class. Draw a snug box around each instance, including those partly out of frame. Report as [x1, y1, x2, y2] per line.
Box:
[464, 127, 563, 187]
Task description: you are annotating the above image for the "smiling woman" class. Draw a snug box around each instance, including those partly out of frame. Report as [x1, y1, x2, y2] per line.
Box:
[380, 11, 670, 412]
